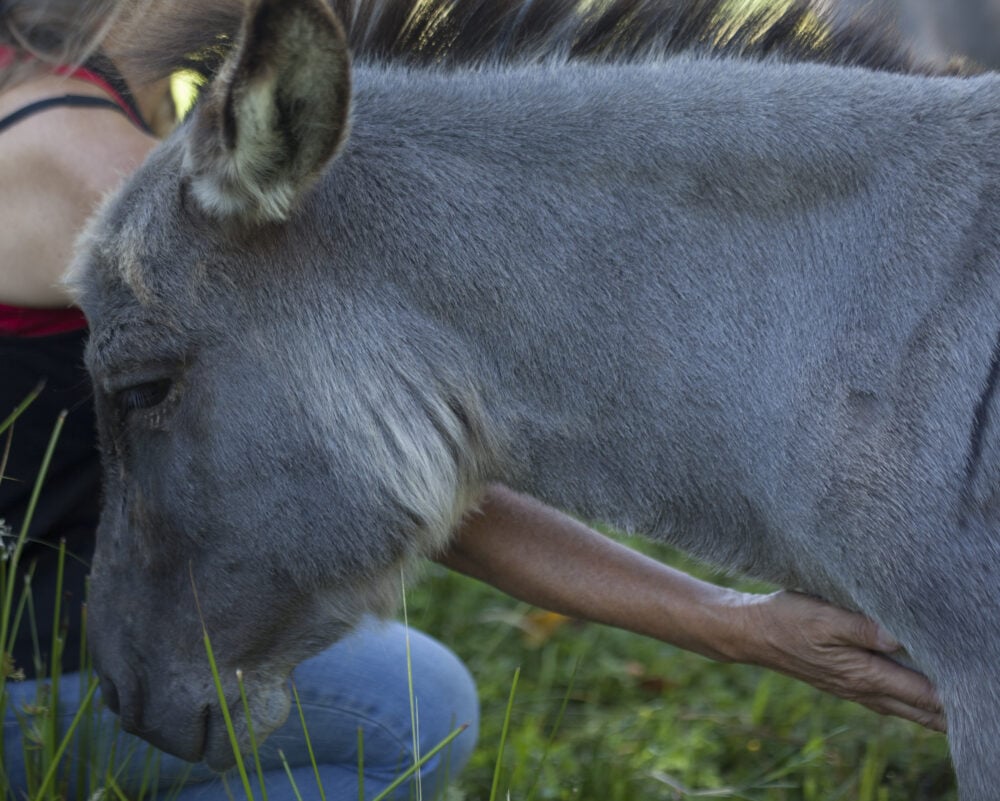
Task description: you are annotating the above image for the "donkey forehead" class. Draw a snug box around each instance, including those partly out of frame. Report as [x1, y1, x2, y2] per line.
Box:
[82, 215, 253, 372]
[72, 140, 199, 305]
[70, 172, 233, 379]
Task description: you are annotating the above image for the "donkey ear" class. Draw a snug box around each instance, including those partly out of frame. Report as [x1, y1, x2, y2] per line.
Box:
[183, 0, 351, 223]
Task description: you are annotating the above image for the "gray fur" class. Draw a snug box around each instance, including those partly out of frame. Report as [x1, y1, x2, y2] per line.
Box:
[71, 0, 1000, 793]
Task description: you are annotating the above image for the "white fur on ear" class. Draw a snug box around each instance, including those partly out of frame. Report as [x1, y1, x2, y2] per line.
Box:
[183, 111, 301, 224]
[182, 0, 351, 224]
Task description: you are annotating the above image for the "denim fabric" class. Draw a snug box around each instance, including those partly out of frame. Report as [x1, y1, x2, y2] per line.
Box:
[3, 618, 479, 800]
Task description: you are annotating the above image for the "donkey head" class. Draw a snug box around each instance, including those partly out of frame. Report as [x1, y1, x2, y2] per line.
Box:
[70, 0, 477, 767]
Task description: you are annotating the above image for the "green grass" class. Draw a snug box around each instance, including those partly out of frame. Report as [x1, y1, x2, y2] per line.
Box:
[404, 541, 956, 801]
[0, 396, 171, 801]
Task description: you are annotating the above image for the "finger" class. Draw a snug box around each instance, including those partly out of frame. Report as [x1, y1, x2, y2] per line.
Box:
[855, 694, 948, 732]
[823, 654, 946, 731]
[836, 652, 944, 714]
[828, 608, 901, 653]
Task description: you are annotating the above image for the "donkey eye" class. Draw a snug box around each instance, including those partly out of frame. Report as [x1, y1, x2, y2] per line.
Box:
[116, 379, 172, 417]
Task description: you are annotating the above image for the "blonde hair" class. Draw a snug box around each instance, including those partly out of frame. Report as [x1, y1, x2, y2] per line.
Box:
[0, 0, 125, 87]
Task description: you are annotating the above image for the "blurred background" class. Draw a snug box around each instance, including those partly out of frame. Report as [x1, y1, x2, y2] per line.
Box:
[826, 0, 1000, 68]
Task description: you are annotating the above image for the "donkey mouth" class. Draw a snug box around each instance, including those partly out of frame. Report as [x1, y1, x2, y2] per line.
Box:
[124, 706, 209, 765]
[201, 704, 240, 772]
[145, 703, 240, 770]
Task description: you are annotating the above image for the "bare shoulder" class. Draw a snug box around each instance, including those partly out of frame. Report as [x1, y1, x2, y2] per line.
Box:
[1, 94, 156, 202]
[0, 92, 156, 306]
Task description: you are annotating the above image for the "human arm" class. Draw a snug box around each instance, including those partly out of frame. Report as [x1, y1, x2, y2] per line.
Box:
[436, 484, 945, 731]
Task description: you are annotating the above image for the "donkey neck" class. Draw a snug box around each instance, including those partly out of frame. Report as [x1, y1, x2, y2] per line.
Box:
[348, 56, 967, 216]
[314, 57, 1000, 550]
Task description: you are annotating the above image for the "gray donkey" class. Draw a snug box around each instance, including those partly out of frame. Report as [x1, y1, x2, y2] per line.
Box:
[71, 0, 1000, 794]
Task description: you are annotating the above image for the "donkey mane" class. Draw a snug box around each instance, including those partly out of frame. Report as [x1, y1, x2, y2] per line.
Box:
[114, 0, 953, 84]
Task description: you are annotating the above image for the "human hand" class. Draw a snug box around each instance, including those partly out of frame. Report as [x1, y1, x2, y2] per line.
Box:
[732, 590, 945, 731]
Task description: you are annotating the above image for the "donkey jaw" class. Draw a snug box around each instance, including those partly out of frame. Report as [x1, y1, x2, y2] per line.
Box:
[202, 680, 293, 771]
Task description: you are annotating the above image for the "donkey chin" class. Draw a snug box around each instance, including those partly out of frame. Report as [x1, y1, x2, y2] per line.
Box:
[204, 677, 293, 771]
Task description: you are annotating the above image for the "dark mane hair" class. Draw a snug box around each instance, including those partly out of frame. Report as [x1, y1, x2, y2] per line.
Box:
[110, 0, 964, 85]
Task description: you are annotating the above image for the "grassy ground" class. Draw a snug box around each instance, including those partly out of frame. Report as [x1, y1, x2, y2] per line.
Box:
[405, 539, 956, 801]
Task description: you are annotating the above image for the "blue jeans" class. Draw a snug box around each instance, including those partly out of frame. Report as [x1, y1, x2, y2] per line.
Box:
[3, 618, 479, 800]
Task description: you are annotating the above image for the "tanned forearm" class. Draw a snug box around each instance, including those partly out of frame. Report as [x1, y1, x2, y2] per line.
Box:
[436, 484, 946, 731]
[437, 485, 744, 662]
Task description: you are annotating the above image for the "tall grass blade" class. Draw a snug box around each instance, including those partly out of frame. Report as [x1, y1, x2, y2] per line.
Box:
[525, 656, 580, 801]
[236, 668, 269, 801]
[399, 571, 421, 801]
[291, 680, 327, 801]
[278, 750, 307, 801]
[489, 667, 520, 801]
[357, 726, 365, 801]
[43, 540, 67, 780]
[859, 730, 886, 801]
[1, 425, 12, 488]
[33, 677, 99, 800]
[0, 386, 43, 768]
[74, 603, 92, 801]
[105, 771, 133, 801]
[0, 382, 43, 437]
[369, 724, 468, 801]
[4, 569, 31, 677]
[202, 625, 255, 801]
[1, 410, 65, 700]
[192, 568, 255, 801]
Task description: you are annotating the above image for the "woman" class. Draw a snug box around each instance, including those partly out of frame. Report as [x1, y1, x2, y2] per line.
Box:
[1, 0, 942, 797]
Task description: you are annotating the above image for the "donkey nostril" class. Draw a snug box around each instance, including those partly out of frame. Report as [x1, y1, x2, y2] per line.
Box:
[98, 669, 145, 734]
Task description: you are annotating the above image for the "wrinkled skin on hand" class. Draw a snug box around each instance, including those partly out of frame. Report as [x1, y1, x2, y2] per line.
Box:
[736, 590, 945, 731]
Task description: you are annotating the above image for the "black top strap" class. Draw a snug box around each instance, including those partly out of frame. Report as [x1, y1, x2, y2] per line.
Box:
[83, 52, 154, 136]
[0, 94, 126, 134]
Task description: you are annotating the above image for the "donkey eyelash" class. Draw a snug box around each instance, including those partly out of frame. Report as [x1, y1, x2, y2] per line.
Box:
[116, 379, 173, 417]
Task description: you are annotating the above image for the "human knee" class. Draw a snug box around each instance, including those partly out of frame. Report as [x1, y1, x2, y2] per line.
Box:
[284, 619, 479, 780]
